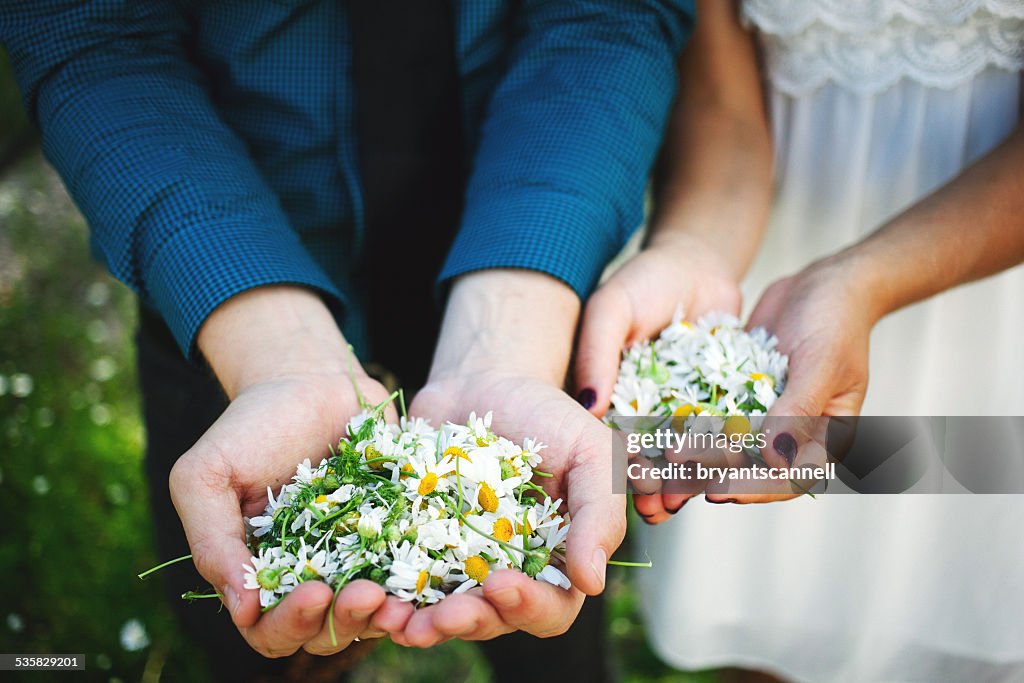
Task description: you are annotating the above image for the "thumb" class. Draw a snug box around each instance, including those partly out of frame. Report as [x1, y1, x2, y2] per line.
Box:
[169, 454, 262, 630]
[574, 286, 633, 418]
[760, 362, 831, 470]
[562, 421, 627, 595]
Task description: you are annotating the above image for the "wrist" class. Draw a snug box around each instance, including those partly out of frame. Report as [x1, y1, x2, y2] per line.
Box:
[645, 228, 751, 282]
[197, 286, 358, 399]
[429, 270, 580, 386]
[806, 250, 891, 326]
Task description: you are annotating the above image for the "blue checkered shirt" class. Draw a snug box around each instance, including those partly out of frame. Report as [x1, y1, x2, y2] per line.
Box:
[2, 1, 693, 358]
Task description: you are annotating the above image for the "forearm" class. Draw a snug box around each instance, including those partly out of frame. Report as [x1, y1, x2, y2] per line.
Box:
[2, 2, 343, 358]
[830, 125, 1024, 321]
[648, 0, 773, 280]
[198, 286, 356, 400]
[440, 0, 691, 299]
[648, 107, 773, 279]
[429, 270, 580, 387]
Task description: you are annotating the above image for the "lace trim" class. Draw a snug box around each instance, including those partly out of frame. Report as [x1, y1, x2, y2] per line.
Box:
[742, 2, 1024, 95]
[744, 0, 1024, 36]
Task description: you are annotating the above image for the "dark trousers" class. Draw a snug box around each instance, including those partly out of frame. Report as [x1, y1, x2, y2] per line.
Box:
[136, 307, 610, 683]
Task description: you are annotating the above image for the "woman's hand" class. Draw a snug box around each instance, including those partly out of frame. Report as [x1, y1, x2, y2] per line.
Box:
[574, 233, 743, 417]
[749, 256, 878, 420]
[573, 235, 742, 524]
[670, 256, 876, 507]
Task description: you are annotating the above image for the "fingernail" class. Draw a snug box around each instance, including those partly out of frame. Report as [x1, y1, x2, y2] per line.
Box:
[667, 499, 689, 514]
[591, 549, 607, 590]
[489, 587, 521, 609]
[223, 586, 240, 614]
[301, 605, 326, 620]
[773, 432, 797, 465]
[350, 608, 374, 620]
[576, 387, 596, 410]
[707, 497, 739, 505]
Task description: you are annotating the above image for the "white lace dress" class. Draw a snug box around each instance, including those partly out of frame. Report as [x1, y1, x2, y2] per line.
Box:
[639, 2, 1024, 681]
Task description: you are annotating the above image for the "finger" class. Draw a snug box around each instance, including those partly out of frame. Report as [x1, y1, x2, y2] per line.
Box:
[633, 494, 667, 524]
[367, 595, 415, 636]
[169, 453, 263, 630]
[746, 280, 789, 332]
[402, 604, 455, 648]
[564, 421, 627, 595]
[481, 570, 584, 638]
[660, 492, 695, 515]
[239, 581, 335, 658]
[626, 455, 663, 495]
[759, 364, 832, 470]
[574, 285, 633, 418]
[706, 437, 830, 503]
[424, 591, 516, 642]
[302, 580, 387, 655]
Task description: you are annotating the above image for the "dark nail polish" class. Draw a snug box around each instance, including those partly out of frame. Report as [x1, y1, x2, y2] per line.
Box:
[666, 499, 689, 514]
[707, 497, 739, 505]
[576, 387, 596, 410]
[773, 432, 798, 465]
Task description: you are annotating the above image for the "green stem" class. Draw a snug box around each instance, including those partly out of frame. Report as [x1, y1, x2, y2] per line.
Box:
[607, 560, 652, 568]
[181, 591, 223, 601]
[450, 457, 536, 562]
[138, 554, 193, 580]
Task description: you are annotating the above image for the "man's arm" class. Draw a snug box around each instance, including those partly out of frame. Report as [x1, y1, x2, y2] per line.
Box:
[441, 0, 695, 296]
[397, 1, 696, 646]
[1, 4, 407, 655]
[0, 1, 343, 358]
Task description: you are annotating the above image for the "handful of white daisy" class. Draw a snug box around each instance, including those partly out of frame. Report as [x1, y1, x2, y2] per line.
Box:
[608, 311, 788, 441]
[241, 403, 571, 619]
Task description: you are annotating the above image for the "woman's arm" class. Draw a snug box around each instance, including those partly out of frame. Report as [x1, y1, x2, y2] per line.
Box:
[574, 0, 773, 419]
[739, 124, 1024, 501]
[838, 125, 1024, 321]
[574, 0, 775, 522]
[646, 0, 773, 277]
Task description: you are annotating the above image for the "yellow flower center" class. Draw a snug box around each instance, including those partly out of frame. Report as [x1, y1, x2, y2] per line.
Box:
[672, 404, 700, 431]
[679, 320, 693, 329]
[314, 494, 327, 504]
[400, 464, 414, 479]
[629, 399, 639, 410]
[476, 437, 490, 447]
[418, 472, 439, 496]
[444, 446, 470, 461]
[416, 570, 429, 594]
[493, 517, 514, 542]
[515, 520, 533, 536]
[464, 556, 489, 583]
[477, 482, 499, 513]
[723, 415, 751, 438]
[750, 372, 775, 388]
[673, 404, 697, 418]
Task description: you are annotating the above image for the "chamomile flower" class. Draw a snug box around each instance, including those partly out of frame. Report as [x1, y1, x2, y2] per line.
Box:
[609, 310, 789, 454]
[240, 407, 572, 608]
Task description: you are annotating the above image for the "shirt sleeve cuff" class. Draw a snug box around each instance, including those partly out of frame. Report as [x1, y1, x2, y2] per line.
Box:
[438, 189, 622, 299]
[146, 218, 345, 359]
